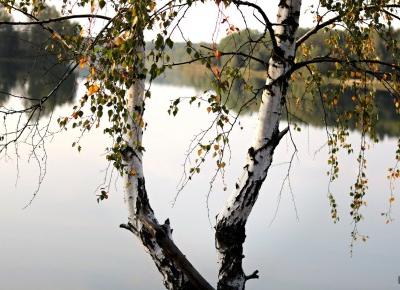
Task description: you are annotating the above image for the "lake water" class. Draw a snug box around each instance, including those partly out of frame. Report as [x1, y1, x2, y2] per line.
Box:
[0, 77, 399, 290]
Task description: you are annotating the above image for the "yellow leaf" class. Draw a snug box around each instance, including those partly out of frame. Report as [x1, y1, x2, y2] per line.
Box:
[214, 49, 222, 60]
[90, 0, 96, 12]
[135, 114, 145, 128]
[129, 168, 137, 176]
[113, 36, 124, 46]
[79, 57, 87, 69]
[88, 84, 100, 96]
[389, 196, 395, 203]
[197, 148, 203, 156]
[51, 32, 62, 41]
[148, 1, 156, 11]
[132, 16, 138, 27]
[139, 118, 145, 128]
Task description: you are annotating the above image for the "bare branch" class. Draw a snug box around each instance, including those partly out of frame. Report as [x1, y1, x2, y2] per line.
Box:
[296, 15, 341, 49]
[0, 14, 112, 26]
[231, 0, 278, 52]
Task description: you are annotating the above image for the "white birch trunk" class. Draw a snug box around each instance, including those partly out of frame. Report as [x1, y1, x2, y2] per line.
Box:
[121, 43, 191, 290]
[121, 43, 214, 290]
[215, 1, 302, 289]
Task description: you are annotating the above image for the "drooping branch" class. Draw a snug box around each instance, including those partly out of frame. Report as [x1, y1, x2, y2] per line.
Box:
[0, 62, 78, 153]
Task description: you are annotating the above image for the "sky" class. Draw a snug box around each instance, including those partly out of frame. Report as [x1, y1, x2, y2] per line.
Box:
[166, 0, 321, 43]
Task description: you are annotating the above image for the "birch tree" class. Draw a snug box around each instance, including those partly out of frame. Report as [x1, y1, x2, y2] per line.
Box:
[0, 0, 399, 290]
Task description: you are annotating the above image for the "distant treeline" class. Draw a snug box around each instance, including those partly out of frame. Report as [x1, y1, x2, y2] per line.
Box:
[149, 28, 400, 138]
[148, 27, 400, 75]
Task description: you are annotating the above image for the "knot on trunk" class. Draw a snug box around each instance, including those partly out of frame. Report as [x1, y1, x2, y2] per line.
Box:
[121, 145, 136, 161]
[215, 222, 246, 249]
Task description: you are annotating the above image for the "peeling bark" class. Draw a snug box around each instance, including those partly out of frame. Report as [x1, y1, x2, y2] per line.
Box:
[215, 1, 302, 290]
[122, 42, 214, 290]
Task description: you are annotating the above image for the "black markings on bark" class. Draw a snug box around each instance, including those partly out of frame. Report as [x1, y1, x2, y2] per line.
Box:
[121, 145, 136, 161]
[280, 96, 286, 106]
[275, 33, 290, 42]
[215, 222, 246, 290]
[247, 147, 259, 164]
[142, 226, 191, 290]
[136, 177, 154, 215]
[247, 147, 255, 158]
[264, 84, 275, 96]
[282, 15, 297, 27]
[132, 183, 195, 290]
[278, 0, 290, 8]
[271, 47, 285, 62]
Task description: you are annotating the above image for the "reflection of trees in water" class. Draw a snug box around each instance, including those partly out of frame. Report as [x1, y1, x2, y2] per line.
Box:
[0, 7, 78, 114]
[157, 65, 400, 138]
[286, 83, 400, 139]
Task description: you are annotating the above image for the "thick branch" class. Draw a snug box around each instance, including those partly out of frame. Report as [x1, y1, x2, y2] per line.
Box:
[122, 215, 215, 290]
[293, 56, 400, 71]
[0, 14, 112, 26]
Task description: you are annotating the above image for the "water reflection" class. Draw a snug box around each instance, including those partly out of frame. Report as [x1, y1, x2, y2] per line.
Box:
[0, 83, 399, 290]
[157, 66, 400, 138]
[0, 7, 78, 113]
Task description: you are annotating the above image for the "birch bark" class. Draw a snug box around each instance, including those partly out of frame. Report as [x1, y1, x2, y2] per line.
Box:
[122, 44, 190, 290]
[121, 41, 214, 290]
[215, 1, 302, 289]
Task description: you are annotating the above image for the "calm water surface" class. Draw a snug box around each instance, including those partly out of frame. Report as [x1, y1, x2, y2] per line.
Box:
[0, 81, 399, 290]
